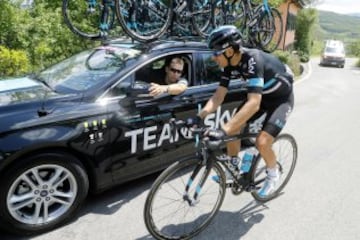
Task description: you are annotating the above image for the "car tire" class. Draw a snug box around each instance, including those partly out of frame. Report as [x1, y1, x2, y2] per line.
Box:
[0, 152, 89, 235]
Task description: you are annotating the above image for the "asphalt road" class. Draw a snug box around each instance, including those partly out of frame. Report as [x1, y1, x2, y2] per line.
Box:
[2, 58, 360, 240]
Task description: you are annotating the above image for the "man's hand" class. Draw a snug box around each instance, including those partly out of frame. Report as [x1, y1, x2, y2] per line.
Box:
[149, 83, 167, 96]
[205, 128, 226, 141]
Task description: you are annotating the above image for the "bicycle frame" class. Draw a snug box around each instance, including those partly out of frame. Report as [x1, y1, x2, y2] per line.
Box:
[180, 129, 261, 203]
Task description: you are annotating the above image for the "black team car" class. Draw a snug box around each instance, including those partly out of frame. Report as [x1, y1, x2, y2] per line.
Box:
[0, 39, 249, 235]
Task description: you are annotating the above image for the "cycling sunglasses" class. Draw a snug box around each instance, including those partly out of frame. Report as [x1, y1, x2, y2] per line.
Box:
[213, 49, 226, 57]
[170, 67, 183, 74]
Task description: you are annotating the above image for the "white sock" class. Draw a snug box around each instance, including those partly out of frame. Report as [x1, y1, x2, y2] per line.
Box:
[267, 167, 279, 178]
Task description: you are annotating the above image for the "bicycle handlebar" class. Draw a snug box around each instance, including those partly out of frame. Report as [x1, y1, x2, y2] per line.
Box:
[169, 118, 245, 149]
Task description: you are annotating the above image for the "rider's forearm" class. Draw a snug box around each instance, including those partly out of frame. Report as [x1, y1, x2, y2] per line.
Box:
[199, 87, 227, 119]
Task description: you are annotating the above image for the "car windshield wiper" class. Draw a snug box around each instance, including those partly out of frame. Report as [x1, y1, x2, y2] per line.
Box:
[29, 74, 57, 93]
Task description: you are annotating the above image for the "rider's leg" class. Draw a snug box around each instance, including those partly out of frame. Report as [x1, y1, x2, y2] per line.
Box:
[256, 131, 276, 168]
[226, 139, 240, 157]
[256, 131, 279, 196]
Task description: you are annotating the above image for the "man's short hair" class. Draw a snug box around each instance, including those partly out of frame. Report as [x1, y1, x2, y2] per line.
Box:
[165, 56, 185, 67]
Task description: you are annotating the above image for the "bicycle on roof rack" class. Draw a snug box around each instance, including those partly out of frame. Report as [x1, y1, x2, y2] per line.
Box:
[144, 118, 297, 239]
[114, 0, 217, 42]
[62, 0, 121, 40]
[62, 0, 283, 52]
[62, 0, 215, 41]
[213, 0, 283, 52]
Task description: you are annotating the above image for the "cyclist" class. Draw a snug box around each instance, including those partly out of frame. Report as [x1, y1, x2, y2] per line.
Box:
[192, 25, 294, 197]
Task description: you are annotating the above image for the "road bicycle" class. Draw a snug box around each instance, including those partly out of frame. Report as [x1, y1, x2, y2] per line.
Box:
[62, 0, 124, 40]
[62, 0, 283, 52]
[213, 0, 283, 52]
[144, 118, 297, 239]
[115, 0, 216, 42]
[234, 0, 283, 52]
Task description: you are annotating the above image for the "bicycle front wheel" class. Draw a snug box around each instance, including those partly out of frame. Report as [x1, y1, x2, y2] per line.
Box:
[191, 0, 214, 37]
[144, 157, 226, 240]
[251, 133, 297, 202]
[63, 0, 116, 40]
[115, 0, 173, 42]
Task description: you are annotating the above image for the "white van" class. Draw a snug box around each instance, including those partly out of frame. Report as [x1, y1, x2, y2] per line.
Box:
[320, 40, 345, 68]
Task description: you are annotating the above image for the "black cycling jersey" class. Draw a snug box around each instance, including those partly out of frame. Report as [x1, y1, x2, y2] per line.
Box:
[220, 48, 293, 107]
[219, 48, 294, 137]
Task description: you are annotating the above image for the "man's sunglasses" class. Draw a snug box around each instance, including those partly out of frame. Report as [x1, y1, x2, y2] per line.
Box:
[170, 67, 183, 74]
[213, 49, 225, 57]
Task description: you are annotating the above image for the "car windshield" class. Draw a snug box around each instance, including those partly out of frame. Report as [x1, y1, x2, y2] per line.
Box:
[37, 46, 142, 94]
[325, 46, 344, 54]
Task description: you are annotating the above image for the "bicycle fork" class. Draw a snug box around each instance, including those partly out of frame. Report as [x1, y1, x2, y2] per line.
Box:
[183, 160, 212, 206]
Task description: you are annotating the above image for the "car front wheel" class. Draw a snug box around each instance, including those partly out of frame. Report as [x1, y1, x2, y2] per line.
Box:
[0, 152, 89, 235]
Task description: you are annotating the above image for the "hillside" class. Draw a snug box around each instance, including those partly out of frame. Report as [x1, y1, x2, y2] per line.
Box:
[317, 10, 360, 41]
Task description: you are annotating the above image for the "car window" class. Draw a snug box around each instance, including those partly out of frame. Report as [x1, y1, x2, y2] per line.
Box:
[135, 54, 191, 85]
[199, 52, 222, 85]
[324, 46, 344, 54]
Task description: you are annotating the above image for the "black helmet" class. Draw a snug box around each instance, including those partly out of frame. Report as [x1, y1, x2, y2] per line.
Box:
[208, 25, 242, 51]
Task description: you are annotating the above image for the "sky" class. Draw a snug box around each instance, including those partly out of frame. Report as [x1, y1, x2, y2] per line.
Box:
[315, 0, 360, 14]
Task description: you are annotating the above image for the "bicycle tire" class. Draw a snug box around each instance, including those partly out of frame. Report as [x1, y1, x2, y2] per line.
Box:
[62, 0, 115, 40]
[251, 133, 297, 202]
[191, 0, 215, 37]
[257, 8, 283, 52]
[226, 0, 246, 29]
[115, 0, 173, 42]
[144, 156, 226, 240]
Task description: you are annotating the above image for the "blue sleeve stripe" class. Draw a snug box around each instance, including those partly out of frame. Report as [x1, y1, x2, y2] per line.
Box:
[247, 78, 264, 88]
[263, 78, 277, 89]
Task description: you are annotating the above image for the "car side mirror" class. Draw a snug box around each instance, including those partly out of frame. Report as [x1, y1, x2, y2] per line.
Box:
[127, 81, 151, 97]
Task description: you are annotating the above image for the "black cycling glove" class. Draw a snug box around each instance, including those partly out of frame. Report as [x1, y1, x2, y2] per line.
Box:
[206, 128, 226, 141]
[185, 115, 202, 128]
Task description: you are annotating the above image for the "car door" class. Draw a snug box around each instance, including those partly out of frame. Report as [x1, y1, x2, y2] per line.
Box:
[104, 53, 199, 184]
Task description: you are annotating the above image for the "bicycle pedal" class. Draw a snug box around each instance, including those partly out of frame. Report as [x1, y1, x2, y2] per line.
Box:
[245, 185, 260, 192]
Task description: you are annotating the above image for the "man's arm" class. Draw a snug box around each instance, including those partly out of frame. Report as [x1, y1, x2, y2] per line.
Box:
[149, 79, 188, 96]
[167, 79, 188, 95]
[149, 82, 187, 96]
[198, 86, 228, 119]
[222, 92, 261, 135]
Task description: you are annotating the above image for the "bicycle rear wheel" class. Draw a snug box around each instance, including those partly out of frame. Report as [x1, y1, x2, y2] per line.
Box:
[63, 0, 117, 40]
[115, 0, 173, 42]
[256, 8, 283, 52]
[251, 133, 297, 202]
[144, 156, 226, 240]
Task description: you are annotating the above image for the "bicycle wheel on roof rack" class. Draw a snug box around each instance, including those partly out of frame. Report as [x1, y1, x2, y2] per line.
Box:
[191, 0, 215, 37]
[115, 0, 173, 42]
[256, 7, 283, 52]
[225, 0, 246, 29]
[62, 0, 118, 40]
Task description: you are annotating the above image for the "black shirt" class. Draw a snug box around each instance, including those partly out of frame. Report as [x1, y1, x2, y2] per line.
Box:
[219, 48, 293, 101]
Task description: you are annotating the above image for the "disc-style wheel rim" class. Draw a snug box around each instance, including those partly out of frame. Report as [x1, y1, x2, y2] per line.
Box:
[7, 164, 78, 225]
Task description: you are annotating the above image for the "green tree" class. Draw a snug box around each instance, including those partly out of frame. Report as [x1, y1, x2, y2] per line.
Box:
[0, 46, 30, 76]
[295, 8, 318, 61]
[0, 0, 96, 76]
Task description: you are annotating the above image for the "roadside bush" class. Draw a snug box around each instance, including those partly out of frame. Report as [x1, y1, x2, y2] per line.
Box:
[0, 1, 96, 76]
[0, 46, 30, 77]
[273, 50, 301, 76]
[356, 59, 360, 68]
